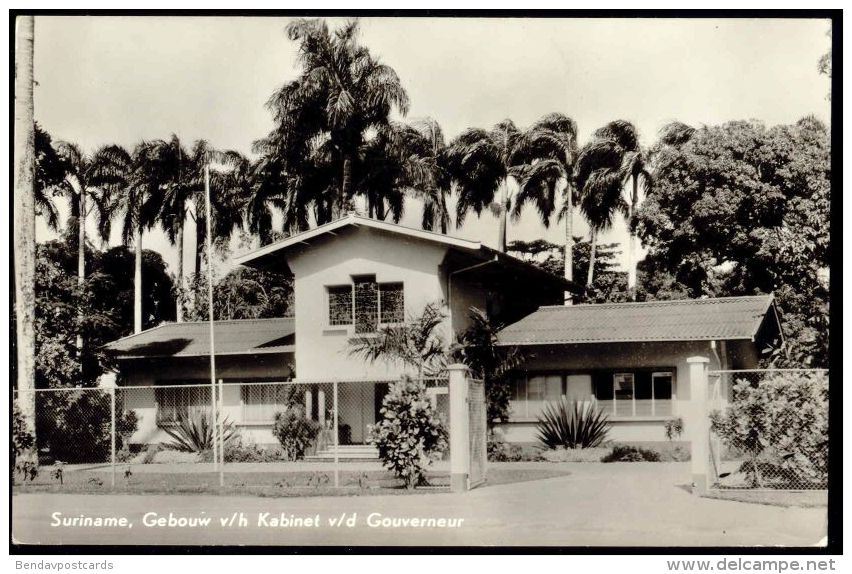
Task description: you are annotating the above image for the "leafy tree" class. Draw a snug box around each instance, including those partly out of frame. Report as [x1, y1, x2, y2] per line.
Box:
[34, 123, 66, 229]
[508, 238, 628, 303]
[184, 266, 294, 321]
[636, 117, 830, 366]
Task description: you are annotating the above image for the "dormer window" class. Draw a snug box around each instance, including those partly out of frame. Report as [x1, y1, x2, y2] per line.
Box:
[326, 276, 405, 332]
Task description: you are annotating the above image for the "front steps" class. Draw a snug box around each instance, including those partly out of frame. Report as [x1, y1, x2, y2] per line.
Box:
[306, 444, 379, 462]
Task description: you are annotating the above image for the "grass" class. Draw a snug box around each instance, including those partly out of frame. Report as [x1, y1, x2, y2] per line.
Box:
[12, 467, 570, 498]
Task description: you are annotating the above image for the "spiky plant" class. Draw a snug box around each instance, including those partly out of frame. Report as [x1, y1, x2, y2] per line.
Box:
[160, 411, 238, 453]
[536, 398, 610, 449]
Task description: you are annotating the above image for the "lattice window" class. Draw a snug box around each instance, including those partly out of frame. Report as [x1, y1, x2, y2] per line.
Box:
[379, 282, 404, 324]
[354, 276, 378, 334]
[328, 285, 353, 326]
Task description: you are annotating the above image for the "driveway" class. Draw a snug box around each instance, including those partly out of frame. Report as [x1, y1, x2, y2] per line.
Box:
[12, 462, 827, 547]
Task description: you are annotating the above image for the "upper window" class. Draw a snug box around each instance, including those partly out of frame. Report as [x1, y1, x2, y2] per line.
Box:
[326, 277, 405, 332]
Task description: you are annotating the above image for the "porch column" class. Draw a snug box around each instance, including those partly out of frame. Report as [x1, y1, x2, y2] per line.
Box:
[687, 356, 710, 495]
[447, 363, 470, 493]
[317, 388, 326, 427]
[305, 388, 313, 420]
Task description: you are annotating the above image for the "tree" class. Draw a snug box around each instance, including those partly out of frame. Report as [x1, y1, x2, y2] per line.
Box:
[446, 119, 533, 252]
[637, 117, 830, 366]
[184, 266, 293, 321]
[260, 18, 409, 224]
[411, 118, 452, 233]
[516, 113, 579, 297]
[574, 120, 644, 289]
[34, 124, 66, 229]
[14, 14, 37, 465]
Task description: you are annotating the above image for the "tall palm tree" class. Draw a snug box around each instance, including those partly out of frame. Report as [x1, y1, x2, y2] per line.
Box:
[265, 18, 410, 219]
[516, 113, 579, 299]
[445, 119, 532, 252]
[91, 141, 168, 333]
[34, 124, 66, 230]
[411, 118, 452, 234]
[593, 120, 652, 296]
[14, 14, 37, 463]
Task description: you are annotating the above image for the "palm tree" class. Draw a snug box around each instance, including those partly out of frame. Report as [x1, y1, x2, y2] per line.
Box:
[53, 141, 115, 348]
[516, 113, 579, 300]
[14, 14, 37, 464]
[265, 18, 410, 219]
[34, 124, 66, 230]
[411, 118, 452, 234]
[445, 119, 532, 252]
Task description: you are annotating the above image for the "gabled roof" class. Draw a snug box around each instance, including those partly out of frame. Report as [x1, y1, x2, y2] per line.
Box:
[234, 213, 580, 293]
[497, 295, 780, 346]
[103, 317, 295, 359]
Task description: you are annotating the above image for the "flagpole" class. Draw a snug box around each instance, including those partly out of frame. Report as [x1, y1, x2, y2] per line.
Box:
[205, 162, 219, 473]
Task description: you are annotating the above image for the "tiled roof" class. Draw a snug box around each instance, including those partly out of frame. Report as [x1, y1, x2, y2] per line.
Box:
[104, 318, 295, 358]
[497, 295, 777, 345]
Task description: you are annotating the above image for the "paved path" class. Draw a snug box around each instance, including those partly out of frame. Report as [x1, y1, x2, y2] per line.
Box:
[13, 463, 826, 547]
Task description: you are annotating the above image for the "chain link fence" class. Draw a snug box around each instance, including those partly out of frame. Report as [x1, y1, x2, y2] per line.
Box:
[707, 369, 828, 491]
[13, 377, 453, 492]
[468, 378, 487, 489]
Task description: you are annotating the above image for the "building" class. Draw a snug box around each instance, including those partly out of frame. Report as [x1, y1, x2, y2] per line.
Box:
[104, 215, 782, 450]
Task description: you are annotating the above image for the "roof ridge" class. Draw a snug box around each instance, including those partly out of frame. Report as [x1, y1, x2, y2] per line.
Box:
[160, 316, 295, 326]
[538, 294, 772, 311]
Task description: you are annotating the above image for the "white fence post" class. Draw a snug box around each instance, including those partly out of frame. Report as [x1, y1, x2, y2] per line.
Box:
[447, 363, 470, 493]
[333, 381, 339, 488]
[110, 387, 116, 490]
[687, 356, 710, 495]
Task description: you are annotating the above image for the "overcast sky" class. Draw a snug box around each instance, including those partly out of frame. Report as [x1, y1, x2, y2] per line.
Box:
[32, 16, 832, 276]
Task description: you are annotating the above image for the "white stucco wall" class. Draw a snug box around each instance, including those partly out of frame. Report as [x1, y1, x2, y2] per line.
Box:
[495, 340, 751, 445]
[287, 226, 454, 380]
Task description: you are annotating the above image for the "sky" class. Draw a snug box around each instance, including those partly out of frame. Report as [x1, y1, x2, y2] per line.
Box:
[32, 16, 832, 276]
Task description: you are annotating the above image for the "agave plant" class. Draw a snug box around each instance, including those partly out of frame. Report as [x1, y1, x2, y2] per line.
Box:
[536, 398, 610, 449]
[160, 411, 239, 453]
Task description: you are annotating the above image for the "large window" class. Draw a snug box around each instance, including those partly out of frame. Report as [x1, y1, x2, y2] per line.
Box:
[326, 277, 405, 332]
[511, 374, 562, 419]
[594, 370, 675, 417]
[155, 386, 211, 425]
[241, 385, 298, 423]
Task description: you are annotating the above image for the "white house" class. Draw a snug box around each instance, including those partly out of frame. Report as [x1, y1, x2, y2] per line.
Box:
[104, 214, 782, 450]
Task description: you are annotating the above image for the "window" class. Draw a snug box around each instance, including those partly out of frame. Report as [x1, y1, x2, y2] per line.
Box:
[155, 386, 211, 425]
[328, 285, 353, 326]
[511, 374, 562, 419]
[593, 370, 675, 417]
[242, 385, 299, 423]
[326, 277, 405, 332]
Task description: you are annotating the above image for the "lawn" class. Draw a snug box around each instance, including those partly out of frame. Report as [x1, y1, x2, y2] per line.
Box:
[12, 466, 570, 498]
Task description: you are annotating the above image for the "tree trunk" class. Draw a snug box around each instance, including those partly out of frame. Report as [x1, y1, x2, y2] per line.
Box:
[77, 187, 85, 356]
[134, 224, 143, 333]
[497, 180, 508, 252]
[175, 219, 184, 322]
[14, 14, 37, 466]
[563, 183, 574, 305]
[339, 153, 352, 220]
[627, 174, 639, 298]
[586, 228, 598, 289]
[195, 210, 204, 284]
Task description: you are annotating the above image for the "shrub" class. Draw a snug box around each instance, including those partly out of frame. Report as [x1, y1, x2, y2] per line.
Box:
[664, 417, 684, 442]
[487, 438, 523, 462]
[536, 399, 610, 449]
[369, 376, 448, 489]
[272, 405, 321, 461]
[39, 391, 139, 463]
[710, 371, 828, 488]
[13, 404, 35, 464]
[601, 445, 661, 463]
[541, 447, 611, 463]
[161, 411, 238, 453]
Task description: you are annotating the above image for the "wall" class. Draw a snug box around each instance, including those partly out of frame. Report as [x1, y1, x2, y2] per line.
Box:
[287, 226, 453, 380]
[494, 340, 756, 445]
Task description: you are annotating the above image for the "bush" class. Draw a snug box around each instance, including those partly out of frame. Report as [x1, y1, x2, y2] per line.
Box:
[664, 417, 684, 441]
[601, 445, 661, 463]
[39, 391, 139, 463]
[536, 399, 610, 449]
[369, 376, 448, 489]
[272, 405, 321, 461]
[710, 371, 828, 488]
[487, 438, 523, 462]
[161, 411, 238, 453]
[541, 447, 611, 463]
[13, 404, 35, 464]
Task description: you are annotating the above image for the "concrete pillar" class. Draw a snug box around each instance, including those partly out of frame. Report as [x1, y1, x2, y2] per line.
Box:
[305, 387, 313, 420]
[687, 356, 710, 495]
[447, 363, 470, 493]
[317, 388, 326, 427]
